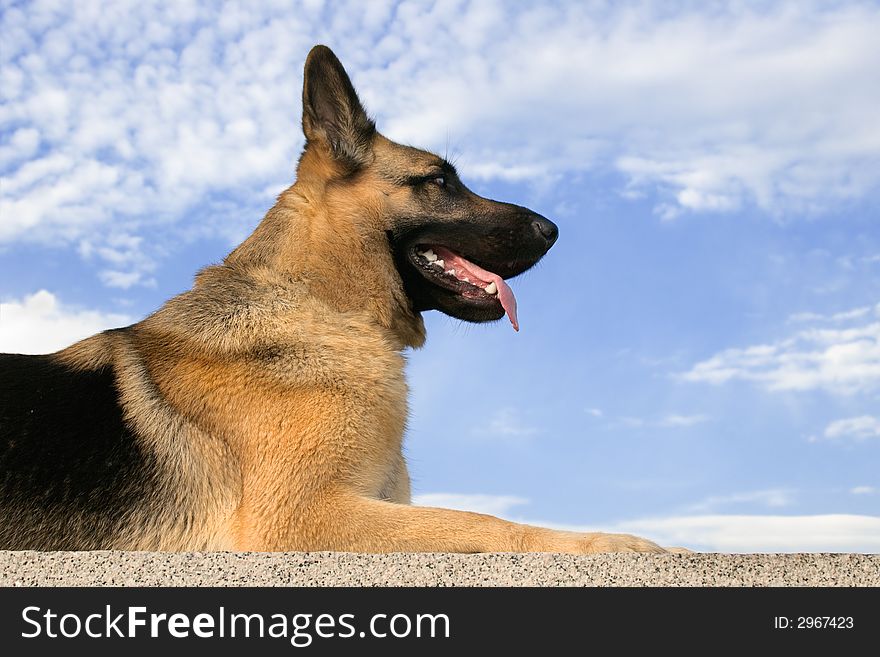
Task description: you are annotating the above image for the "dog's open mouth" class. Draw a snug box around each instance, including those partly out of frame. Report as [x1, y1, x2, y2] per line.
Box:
[409, 245, 519, 330]
[392, 211, 555, 329]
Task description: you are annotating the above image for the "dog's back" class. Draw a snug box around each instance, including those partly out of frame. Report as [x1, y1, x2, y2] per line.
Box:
[0, 345, 161, 549]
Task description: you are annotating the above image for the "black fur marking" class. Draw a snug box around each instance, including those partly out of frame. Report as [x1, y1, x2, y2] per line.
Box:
[0, 353, 159, 549]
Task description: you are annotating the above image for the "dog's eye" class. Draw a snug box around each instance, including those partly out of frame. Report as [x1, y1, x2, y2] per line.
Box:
[407, 173, 449, 189]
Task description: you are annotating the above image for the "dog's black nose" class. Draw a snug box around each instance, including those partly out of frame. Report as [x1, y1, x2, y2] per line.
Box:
[532, 216, 559, 246]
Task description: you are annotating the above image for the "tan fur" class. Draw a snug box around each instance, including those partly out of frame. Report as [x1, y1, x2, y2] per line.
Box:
[35, 46, 668, 553]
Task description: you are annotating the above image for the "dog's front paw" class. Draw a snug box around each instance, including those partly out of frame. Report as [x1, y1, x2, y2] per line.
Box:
[581, 532, 666, 553]
[528, 529, 666, 553]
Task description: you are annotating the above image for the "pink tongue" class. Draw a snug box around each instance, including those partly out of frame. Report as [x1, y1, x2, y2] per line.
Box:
[433, 246, 519, 331]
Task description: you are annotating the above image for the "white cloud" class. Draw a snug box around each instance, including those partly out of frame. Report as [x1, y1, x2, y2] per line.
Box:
[618, 413, 709, 428]
[851, 486, 876, 495]
[99, 270, 149, 289]
[687, 489, 795, 513]
[79, 233, 158, 289]
[2, 1, 880, 286]
[789, 304, 876, 324]
[657, 413, 710, 428]
[412, 493, 528, 518]
[475, 407, 540, 439]
[0, 290, 130, 354]
[609, 514, 880, 553]
[680, 304, 880, 394]
[585, 407, 604, 417]
[823, 416, 880, 441]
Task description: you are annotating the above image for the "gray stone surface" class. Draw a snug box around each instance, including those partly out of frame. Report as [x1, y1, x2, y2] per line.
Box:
[1, 551, 878, 586]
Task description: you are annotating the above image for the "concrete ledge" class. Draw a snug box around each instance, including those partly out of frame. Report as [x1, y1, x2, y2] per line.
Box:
[2, 552, 878, 586]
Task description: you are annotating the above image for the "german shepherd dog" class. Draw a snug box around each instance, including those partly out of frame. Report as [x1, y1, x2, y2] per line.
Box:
[0, 46, 665, 553]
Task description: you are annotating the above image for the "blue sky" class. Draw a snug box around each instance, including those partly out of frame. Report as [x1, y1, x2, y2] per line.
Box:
[1, 0, 879, 551]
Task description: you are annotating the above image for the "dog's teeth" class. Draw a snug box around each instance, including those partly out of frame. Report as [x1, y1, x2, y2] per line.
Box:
[433, 259, 444, 268]
[485, 281, 498, 295]
[447, 268, 456, 276]
[462, 277, 470, 283]
[424, 249, 437, 262]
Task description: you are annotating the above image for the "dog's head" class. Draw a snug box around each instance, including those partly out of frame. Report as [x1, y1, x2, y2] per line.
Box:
[296, 45, 558, 332]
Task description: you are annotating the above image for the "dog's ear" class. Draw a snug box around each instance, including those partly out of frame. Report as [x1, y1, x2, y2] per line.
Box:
[302, 45, 375, 170]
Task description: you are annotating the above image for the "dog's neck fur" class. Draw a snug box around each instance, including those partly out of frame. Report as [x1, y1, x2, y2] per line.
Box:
[222, 147, 426, 351]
